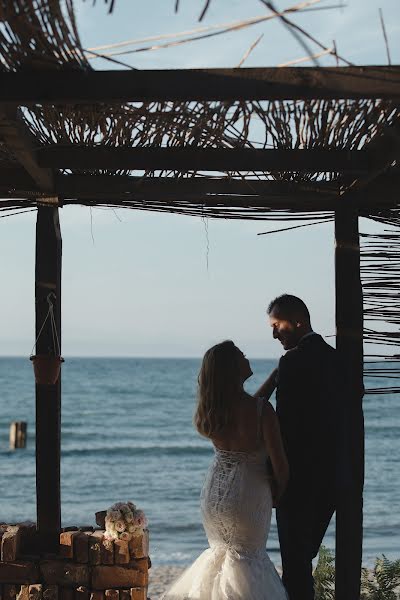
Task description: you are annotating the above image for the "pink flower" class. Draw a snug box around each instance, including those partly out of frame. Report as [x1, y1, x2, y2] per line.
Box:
[115, 520, 126, 533]
[124, 511, 134, 523]
[108, 510, 122, 521]
[133, 510, 148, 529]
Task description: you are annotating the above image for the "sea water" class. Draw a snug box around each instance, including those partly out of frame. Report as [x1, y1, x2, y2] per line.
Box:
[0, 357, 398, 566]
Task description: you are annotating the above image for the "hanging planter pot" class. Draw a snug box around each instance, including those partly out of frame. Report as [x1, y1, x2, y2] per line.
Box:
[30, 354, 64, 385]
[30, 293, 64, 385]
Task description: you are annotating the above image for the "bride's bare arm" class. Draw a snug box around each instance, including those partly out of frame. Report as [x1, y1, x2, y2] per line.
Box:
[262, 401, 289, 505]
[255, 368, 278, 400]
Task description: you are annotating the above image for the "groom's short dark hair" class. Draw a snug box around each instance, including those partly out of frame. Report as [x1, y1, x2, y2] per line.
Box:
[267, 294, 310, 322]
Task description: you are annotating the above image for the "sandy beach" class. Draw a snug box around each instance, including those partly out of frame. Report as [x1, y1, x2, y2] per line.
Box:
[148, 566, 186, 599]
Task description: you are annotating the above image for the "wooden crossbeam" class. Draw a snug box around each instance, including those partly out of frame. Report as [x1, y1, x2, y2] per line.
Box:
[343, 122, 400, 193]
[0, 66, 399, 104]
[55, 173, 400, 210]
[60, 194, 398, 212]
[0, 170, 398, 211]
[2, 170, 397, 199]
[38, 147, 369, 173]
[0, 166, 38, 190]
[55, 173, 338, 197]
[0, 106, 54, 192]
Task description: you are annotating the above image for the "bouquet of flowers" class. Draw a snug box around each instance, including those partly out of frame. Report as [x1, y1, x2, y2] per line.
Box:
[104, 501, 148, 541]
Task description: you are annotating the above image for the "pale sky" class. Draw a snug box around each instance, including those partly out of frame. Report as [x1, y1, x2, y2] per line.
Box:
[1, 0, 399, 358]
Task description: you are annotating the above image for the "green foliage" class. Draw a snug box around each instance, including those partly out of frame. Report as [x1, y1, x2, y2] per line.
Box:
[361, 556, 400, 600]
[314, 546, 335, 600]
[313, 547, 400, 600]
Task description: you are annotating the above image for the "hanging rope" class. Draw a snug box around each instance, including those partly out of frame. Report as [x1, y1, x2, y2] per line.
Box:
[31, 293, 61, 356]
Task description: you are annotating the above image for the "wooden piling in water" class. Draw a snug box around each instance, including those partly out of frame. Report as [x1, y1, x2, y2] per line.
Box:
[9, 422, 27, 449]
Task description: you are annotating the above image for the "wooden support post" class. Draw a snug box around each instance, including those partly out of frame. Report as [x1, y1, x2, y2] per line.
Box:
[334, 206, 365, 600]
[35, 205, 62, 552]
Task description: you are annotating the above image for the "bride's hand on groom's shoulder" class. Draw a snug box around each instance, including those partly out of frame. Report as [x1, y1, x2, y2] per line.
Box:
[255, 367, 279, 399]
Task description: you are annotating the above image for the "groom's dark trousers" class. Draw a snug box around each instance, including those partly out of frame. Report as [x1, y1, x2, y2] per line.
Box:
[275, 334, 341, 600]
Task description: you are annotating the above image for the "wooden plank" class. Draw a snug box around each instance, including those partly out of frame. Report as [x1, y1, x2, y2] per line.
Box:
[0, 66, 400, 104]
[0, 169, 398, 211]
[55, 174, 337, 197]
[343, 122, 400, 193]
[62, 193, 395, 211]
[0, 167, 37, 191]
[35, 206, 62, 552]
[0, 106, 53, 192]
[54, 171, 400, 208]
[55, 170, 399, 210]
[58, 190, 399, 211]
[38, 147, 369, 173]
[3, 169, 397, 198]
[334, 207, 364, 600]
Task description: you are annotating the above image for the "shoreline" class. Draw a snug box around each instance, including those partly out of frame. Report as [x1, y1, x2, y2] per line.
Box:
[148, 566, 186, 599]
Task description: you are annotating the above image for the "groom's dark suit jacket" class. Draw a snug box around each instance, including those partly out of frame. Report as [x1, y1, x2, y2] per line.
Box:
[276, 333, 342, 503]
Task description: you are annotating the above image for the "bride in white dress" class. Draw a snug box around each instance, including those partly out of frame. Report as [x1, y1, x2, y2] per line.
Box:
[162, 340, 289, 600]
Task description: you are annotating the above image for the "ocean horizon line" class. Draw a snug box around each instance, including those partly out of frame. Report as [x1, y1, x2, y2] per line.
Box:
[0, 354, 279, 360]
[0, 354, 390, 362]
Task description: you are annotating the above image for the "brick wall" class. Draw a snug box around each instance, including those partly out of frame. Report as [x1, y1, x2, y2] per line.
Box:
[0, 524, 150, 600]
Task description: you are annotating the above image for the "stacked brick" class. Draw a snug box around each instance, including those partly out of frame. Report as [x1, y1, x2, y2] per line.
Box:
[0, 524, 150, 600]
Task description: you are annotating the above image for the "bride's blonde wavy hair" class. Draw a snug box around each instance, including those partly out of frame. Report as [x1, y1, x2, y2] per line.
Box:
[195, 340, 242, 438]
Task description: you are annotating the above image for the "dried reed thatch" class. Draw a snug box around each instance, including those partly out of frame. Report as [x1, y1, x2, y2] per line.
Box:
[362, 230, 400, 394]
[0, 0, 399, 389]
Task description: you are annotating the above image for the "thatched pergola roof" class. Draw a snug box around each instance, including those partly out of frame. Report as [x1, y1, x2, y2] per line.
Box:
[0, 0, 399, 379]
[0, 0, 399, 369]
[0, 1, 399, 219]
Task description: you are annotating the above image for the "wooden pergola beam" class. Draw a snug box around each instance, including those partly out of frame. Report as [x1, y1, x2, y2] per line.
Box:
[0, 66, 400, 104]
[0, 171, 399, 211]
[0, 106, 54, 192]
[55, 173, 338, 197]
[38, 147, 369, 173]
[54, 171, 398, 197]
[0, 166, 38, 190]
[344, 122, 400, 193]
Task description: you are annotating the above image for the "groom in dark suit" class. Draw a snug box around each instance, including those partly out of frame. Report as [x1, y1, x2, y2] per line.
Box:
[268, 294, 341, 600]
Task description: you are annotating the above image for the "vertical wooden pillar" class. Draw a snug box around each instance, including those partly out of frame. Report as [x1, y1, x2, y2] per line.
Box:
[334, 206, 365, 600]
[35, 205, 62, 551]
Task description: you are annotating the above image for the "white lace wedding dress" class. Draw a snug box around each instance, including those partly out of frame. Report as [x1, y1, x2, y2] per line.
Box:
[162, 398, 288, 600]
